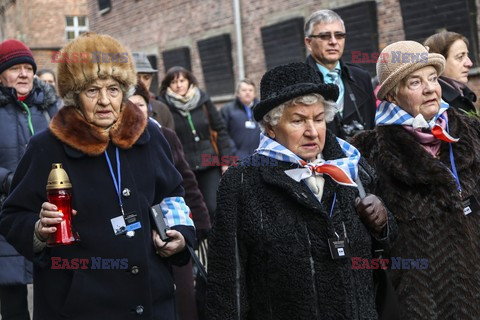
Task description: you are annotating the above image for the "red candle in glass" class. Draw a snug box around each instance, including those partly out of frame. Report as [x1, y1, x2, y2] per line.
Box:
[46, 163, 78, 246]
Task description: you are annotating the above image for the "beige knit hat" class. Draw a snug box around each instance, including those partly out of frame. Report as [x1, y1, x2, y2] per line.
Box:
[376, 41, 445, 100]
[57, 32, 137, 105]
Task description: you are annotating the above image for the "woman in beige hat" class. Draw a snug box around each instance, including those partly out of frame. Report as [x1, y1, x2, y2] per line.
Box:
[352, 40, 480, 319]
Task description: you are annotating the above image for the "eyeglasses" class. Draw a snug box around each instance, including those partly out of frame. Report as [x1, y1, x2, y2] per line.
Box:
[309, 32, 346, 41]
[83, 85, 122, 99]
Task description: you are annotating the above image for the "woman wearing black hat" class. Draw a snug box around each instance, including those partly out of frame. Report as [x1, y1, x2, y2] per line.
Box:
[206, 62, 396, 320]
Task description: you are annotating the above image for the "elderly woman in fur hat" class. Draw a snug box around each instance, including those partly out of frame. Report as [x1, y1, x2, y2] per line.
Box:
[206, 62, 397, 320]
[351, 41, 480, 319]
[0, 33, 195, 319]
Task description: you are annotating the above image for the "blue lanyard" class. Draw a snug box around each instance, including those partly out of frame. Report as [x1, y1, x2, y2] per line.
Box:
[329, 192, 337, 219]
[243, 104, 252, 121]
[104, 147, 125, 215]
[442, 115, 462, 194]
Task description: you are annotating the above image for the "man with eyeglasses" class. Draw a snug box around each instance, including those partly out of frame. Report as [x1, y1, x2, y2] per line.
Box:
[304, 9, 376, 139]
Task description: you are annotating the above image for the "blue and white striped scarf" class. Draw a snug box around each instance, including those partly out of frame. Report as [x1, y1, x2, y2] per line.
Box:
[256, 133, 360, 186]
[159, 197, 195, 228]
[375, 100, 459, 142]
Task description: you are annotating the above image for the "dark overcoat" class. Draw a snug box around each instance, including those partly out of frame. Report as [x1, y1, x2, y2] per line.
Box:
[351, 108, 480, 319]
[0, 78, 58, 285]
[306, 55, 376, 139]
[220, 97, 260, 160]
[158, 90, 232, 171]
[206, 130, 397, 320]
[0, 102, 195, 320]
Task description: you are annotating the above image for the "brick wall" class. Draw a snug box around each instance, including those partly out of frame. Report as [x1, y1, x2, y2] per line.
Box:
[86, 0, 480, 110]
[2, 0, 88, 74]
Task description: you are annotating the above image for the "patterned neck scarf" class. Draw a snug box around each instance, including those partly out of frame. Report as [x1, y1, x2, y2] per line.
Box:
[165, 85, 201, 117]
[375, 100, 459, 143]
[256, 133, 360, 187]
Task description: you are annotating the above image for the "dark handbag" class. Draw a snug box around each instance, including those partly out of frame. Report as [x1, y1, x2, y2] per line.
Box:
[202, 105, 219, 155]
[187, 241, 208, 320]
[374, 264, 400, 320]
[355, 177, 400, 319]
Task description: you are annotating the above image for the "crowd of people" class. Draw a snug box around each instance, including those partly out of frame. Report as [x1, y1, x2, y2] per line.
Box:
[0, 7, 479, 320]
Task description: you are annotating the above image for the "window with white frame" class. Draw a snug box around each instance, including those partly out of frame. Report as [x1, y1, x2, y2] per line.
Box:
[65, 16, 89, 41]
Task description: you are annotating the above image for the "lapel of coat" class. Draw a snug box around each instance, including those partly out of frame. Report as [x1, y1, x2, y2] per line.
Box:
[258, 160, 323, 212]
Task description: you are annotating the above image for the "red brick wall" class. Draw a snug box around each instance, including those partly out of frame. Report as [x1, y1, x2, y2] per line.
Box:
[2, 0, 88, 75]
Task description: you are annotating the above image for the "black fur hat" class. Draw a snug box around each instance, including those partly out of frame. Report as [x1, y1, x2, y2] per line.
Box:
[253, 62, 339, 122]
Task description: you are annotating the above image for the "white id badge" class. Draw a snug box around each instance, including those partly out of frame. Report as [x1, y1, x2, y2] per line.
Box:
[245, 120, 256, 129]
[111, 216, 127, 236]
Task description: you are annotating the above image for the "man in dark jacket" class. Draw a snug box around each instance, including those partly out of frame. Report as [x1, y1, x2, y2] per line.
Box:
[133, 52, 175, 130]
[304, 9, 376, 139]
[221, 79, 260, 160]
[0, 39, 58, 320]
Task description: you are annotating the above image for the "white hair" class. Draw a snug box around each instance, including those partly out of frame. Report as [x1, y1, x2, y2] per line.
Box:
[259, 93, 338, 133]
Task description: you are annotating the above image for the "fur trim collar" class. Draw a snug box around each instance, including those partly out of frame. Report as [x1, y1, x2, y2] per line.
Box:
[49, 101, 147, 156]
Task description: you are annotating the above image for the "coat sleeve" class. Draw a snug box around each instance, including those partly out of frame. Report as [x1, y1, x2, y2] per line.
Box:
[205, 98, 232, 157]
[206, 167, 248, 320]
[220, 103, 240, 157]
[357, 152, 397, 252]
[0, 136, 49, 262]
[161, 127, 211, 232]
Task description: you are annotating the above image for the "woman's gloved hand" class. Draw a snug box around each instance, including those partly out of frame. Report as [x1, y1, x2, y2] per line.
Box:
[355, 194, 387, 236]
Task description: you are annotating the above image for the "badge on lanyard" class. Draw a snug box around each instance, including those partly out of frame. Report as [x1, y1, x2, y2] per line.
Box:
[328, 222, 350, 260]
[463, 195, 480, 216]
[105, 147, 142, 237]
[111, 216, 127, 236]
[245, 120, 256, 129]
[124, 211, 142, 231]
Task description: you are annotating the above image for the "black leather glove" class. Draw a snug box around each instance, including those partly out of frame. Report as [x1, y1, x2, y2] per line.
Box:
[1, 172, 13, 194]
[355, 194, 387, 236]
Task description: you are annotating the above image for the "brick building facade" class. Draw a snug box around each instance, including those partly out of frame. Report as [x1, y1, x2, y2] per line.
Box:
[0, 0, 88, 73]
[85, 0, 480, 109]
[1, 0, 479, 109]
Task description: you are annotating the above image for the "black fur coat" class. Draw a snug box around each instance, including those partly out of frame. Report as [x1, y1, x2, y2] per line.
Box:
[351, 108, 480, 319]
[206, 130, 397, 320]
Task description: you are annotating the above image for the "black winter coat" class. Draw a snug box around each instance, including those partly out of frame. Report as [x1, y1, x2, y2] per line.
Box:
[206, 130, 397, 320]
[306, 55, 376, 139]
[0, 78, 58, 285]
[439, 77, 477, 113]
[351, 108, 480, 319]
[0, 102, 195, 320]
[159, 90, 232, 171]
[221, 98, 260, 160]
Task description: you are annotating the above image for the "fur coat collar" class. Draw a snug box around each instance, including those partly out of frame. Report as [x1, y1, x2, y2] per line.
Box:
[351, 108, 480, 220]
[49, 101, 147, 156]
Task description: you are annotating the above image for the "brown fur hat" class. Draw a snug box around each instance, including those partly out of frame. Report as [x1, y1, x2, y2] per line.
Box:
[57, 32, 137, 105]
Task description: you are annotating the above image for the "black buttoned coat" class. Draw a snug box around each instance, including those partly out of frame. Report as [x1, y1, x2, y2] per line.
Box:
[0, 102, 194, 320]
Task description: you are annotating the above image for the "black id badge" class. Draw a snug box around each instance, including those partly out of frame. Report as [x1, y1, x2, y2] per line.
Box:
[463, 195, 480, 216]
[328, 238, 350, 260]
